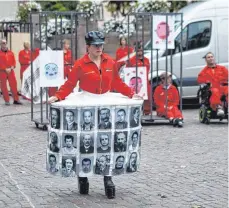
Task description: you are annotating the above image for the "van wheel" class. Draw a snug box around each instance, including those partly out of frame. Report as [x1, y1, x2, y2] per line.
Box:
[199, 106, 207, 123]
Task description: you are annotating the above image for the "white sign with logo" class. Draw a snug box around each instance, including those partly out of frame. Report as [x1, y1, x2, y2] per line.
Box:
[152, 15, 175, 49]
[122, 67, 148, 100]
[39, 50, 64, 87]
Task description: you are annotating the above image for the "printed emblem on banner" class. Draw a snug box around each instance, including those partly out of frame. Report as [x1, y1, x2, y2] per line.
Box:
[45, 63, 58, 80]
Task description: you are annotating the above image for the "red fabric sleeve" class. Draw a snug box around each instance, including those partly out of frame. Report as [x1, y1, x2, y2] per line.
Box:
[18, 51, 28, 65]
[11, 52, 16, 68]
[197, 68, 208, 83]
[55, 61, 81, 100]
[171, 86, 180, 106]
[111, 62, 134, 98]
[222, 66, 229, 82]
[153, 86, 162, 107]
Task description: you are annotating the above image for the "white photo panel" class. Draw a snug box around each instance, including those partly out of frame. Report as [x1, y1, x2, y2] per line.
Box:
[114, 131, 128, 153]
[94, 153, 111, 175]
[61, 133, 77, 155]
[97, 132, 112, 153]
[80, 132, 94, 154]
[98, 107, 112, 130]
[46, 151, 59, 175]
[115, 107, 128, 130]
[126, 151, 139, 173]
[63, 108, 78, 131]
[50, 107, 61, 129]
[129, 106, 141, 128]
[61, 156, 77, 177]
[112, 153, 126, 175]
[80, 108, 95, 131]
[48, 131, 60, 153]
[128, 129, 141, 152]
[79, 156, 94, 177]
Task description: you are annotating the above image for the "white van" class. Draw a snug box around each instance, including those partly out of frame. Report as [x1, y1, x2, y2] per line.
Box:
[144, 0, 228, 100]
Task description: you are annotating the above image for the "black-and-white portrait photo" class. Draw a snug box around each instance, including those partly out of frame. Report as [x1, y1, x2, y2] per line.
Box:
[79, 157, 93, 175]
[63, 109, 78, 131]
[97, 132, 111, 153]
[49, 132, 60, 153]
[62, 156, 76, 177]
[98, 107, 112, 129]
[50, 108, 60, 129]
[130, 107, 141, 128]
[61, 133, 77, 155]
[95, 154, 110, 175]
[81, 109, 95, 131]
[47, 153, 59, 174]
[114, 131, 128, 152]
[80, 133, 94, 154]
[115, 108, 128, 129]
[126, 152, 138, 173]
[129, 131, 140, 151]
[112, 155, 125, 175]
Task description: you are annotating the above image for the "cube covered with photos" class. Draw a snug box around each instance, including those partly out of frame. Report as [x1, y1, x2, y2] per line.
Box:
[47, 92, 143, 177]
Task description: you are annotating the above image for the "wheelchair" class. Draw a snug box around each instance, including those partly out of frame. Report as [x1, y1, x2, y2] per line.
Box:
[197, 83, 228, 124]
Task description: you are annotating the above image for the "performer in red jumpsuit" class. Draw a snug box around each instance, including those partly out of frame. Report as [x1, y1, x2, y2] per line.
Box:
[48, 31, 141, 199]
[18, 41, 31, 82]
[197, 52, 228, 116]
[0, 39, 22, 105]
[126, 41, 151, 115]
[154, 72, 183, 127]
[116, 36, 134, 62]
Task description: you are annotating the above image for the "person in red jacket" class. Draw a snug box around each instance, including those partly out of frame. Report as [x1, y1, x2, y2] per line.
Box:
[116, 36, 134, 62]
[197, 52, 228, 116]
[18, 41, 31, 83]
[154, 72, 183, 127]
[126, 41, 151, 115]
[0, 39, 22, 105]
[48, 31, 141, 199]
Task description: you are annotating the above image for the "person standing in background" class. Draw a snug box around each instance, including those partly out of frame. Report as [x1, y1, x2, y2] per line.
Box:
[0, 39, 22, 105]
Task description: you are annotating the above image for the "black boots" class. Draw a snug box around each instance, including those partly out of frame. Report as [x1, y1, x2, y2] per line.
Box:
[78, 176, 115, 199]
[104, 176, 115, 199]
[78, 177, 89, 194]
[173, 118, 183, 127]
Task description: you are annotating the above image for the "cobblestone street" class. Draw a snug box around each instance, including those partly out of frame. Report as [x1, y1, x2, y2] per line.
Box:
[0, 99, 227, 208]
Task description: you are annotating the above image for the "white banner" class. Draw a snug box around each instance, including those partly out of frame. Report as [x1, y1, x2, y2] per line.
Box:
[152, 15, 175, 49]
[122, 67, 148, 100]
[39, 51, 64, 87]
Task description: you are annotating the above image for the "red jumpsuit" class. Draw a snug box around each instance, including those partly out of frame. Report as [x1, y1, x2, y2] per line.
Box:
[116, 46, 134, 61]
[55, 53, 134, 100]
[49, 49, 73, 97]
[126, 55, 151, 115]
[197, 65, 228, 110]
[154, 84, 183, 119]
[18, 49, 31, 81]
[0, 50, 19, 102]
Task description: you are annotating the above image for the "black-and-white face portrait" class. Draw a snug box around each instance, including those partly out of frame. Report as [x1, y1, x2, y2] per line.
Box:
[80, 133, 94, 154]
[98, 108, 112, 130]
[130, 107, 141, 128]
[47, 153, 59, 174]
[81, 109, 95, 131]
[80, 157, 93, 174]
[115, 108, 128, 129]
[62, 133, 77, 155]
[62, 156, 76, 177]
[126, 152, 138, 173]
[95, 154, 110, 175]
[49, 132, 60, 153]
[97, 132, 111, 153]
[50, 108, 60, 129]
[63, 109, 78, 131]
[114, 131, 128, 152]
[129, 131, 140, 151]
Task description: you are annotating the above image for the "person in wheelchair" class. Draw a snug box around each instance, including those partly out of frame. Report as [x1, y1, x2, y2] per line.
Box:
[197, 52, 228, 117]
[154, 72, 183, 127]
